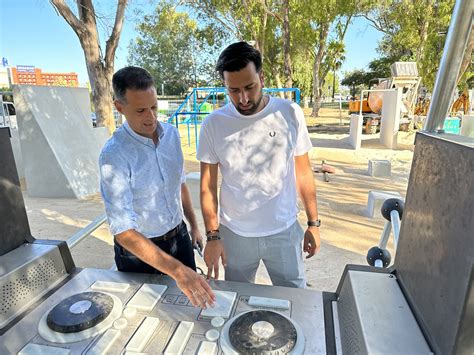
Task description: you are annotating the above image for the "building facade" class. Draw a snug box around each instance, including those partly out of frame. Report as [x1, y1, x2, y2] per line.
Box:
[9, 66, 78, 87]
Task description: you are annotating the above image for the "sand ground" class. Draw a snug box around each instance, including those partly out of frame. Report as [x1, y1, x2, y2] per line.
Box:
[23, 108, 415, 292]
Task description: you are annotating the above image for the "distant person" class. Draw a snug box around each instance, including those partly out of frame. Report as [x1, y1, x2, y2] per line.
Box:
[197, 42, 321, 288]
[99, 66, 214, 307]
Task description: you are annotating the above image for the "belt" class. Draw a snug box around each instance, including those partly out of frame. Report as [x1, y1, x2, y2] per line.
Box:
[151, 221, 184, 242]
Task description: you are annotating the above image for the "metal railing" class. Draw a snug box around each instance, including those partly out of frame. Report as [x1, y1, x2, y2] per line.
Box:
[66, 213, 107, 249]
[167, 87, 302, 149]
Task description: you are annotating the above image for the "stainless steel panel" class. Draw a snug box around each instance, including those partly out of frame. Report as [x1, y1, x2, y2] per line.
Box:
[395, 132, 474, 354]
[0, 268, 327, 354]
[336, 270, 431, 354]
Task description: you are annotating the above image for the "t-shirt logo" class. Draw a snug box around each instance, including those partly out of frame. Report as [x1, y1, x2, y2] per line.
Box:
[269, 131, 276, 137]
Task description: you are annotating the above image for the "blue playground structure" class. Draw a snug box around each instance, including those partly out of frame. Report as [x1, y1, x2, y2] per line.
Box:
[167, 87, 301, 149]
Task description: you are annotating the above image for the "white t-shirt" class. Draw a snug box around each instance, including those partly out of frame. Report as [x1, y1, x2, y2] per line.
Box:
[197, 96, 312, 237]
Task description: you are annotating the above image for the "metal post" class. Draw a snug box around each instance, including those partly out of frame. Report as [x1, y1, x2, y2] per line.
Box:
[378, 221, 392, 249]
[339, 95, 342, 125]
[423, 0, 473, 132]
[67, 214, 107, 249]
[390, 210, 401, 248]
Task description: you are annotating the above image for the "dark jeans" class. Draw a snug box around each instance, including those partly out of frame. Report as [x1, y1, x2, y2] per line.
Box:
[114, 221, 196, 274]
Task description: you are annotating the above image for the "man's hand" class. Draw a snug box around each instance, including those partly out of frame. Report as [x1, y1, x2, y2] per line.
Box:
[173, 265, 216, 308]
[189, 227, 204, 251]
[204, 240, 227, 280]
[303, 226, 321, 259]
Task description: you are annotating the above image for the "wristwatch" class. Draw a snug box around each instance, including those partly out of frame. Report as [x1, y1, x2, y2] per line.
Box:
[206, 229, 221, 242]
[307, 219, 321, 227]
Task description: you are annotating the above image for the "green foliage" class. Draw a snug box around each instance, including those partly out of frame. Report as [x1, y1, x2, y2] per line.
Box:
[369, 0, 455, 90]
[128, 1, 226, 95]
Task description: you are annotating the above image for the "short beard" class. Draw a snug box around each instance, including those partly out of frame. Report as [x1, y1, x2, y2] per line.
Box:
[236, 91, 264, 115]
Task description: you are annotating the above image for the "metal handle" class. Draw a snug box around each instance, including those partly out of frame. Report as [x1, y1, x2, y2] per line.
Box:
[67, 213, 107, 249]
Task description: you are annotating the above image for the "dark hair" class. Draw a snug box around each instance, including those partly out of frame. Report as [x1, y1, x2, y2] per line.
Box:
[216, 42, 262, 79]
[112, 66, 155, 102]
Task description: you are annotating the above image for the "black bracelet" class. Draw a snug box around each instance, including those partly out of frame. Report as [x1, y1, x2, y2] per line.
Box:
[205, 229, 219, 237]
[206, 235, 221, 242]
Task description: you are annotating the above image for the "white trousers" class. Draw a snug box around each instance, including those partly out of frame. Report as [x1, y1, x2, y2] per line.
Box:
[221, 221, 306, 288]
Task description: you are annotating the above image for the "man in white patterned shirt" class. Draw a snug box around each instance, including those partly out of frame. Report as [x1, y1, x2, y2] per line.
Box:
[99, 66, 215, 308]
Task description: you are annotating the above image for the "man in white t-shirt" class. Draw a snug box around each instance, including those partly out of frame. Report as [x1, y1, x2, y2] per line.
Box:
[197, 42, 321, 288]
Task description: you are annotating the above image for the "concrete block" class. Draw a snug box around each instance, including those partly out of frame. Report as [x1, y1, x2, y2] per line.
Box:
[460, 114, 474, 138]
[13, 85, 106, 199]
[368, 160, 391, 177]
[367, 190, 402, 218]
[349, 114, 363, 149]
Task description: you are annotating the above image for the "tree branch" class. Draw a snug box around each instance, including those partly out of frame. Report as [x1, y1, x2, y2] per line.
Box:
[260, 0, 282, 23]
[362, 13, 391, 34]
[105, 0, 127, 70]
[50, 0, 86, 37]
[190, 0, 242, 40]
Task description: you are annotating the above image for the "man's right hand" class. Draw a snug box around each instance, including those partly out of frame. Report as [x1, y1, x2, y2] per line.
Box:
[173, 265, 216, 308]
[204, 240, 227, 280]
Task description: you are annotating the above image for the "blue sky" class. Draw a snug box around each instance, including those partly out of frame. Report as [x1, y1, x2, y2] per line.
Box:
[0, 1, 383, 86]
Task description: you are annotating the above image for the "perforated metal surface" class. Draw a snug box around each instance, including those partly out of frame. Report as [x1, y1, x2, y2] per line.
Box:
[0, 244, 67, 328]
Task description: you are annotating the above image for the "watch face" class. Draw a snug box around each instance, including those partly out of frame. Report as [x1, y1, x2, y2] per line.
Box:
[308, 220, 321, 227]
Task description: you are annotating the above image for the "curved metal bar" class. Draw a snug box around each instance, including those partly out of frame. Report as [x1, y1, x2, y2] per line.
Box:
[67, 213, 107, 249]
[423, 0, 473, 132]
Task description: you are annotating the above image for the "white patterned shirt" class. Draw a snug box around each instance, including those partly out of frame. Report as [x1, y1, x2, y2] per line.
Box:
[99, 120, 185, 238]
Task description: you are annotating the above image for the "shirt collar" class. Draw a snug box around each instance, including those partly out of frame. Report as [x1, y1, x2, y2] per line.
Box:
[123, 120, 164, 147]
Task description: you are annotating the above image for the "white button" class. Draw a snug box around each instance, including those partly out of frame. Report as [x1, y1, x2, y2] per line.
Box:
[197, 341, 217, 355]
[123, 306, 137, 319]
[211, 316, 225, 328]
[126, 317, 160, 352]
[114, 317, 128, 330]
[205, 329, 220, 342]
[164, 321, 194, 355]
[87, 329, 120, 355]
[200, 291, 237, 318]
[127, 284, 167, 311]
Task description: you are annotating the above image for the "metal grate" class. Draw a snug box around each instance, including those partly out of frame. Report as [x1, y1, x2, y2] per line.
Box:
[0, 245, 68, 329]
[1, 259, 60, 315]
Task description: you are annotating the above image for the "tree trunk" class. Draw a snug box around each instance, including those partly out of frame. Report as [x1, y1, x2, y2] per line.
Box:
[274, 73, 285, 98]
[50, 0, 126, 134]
[457, 29, 474, 83]
[81, 34, 116, 133]
[311, 24, 329, 117]
[282, 0, 292, 99]
[416, 17, 430, 64]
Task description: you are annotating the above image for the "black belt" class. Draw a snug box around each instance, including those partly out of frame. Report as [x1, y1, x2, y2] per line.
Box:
[150, 221, 184, 242]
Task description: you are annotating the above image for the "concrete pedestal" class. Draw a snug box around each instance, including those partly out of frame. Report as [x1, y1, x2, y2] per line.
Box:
[349, 114, 363, 149]
[380, 88, 402, 149]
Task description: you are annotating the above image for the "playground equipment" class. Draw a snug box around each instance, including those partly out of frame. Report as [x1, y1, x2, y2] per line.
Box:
[366, 198, 404, 268]
[168, 87, 301, 148]
[349, 62, 421, 134]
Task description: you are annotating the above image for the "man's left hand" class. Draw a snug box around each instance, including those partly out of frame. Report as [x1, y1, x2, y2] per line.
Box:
[190, 227, 204, 251]
[303, 227, 321, 259]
